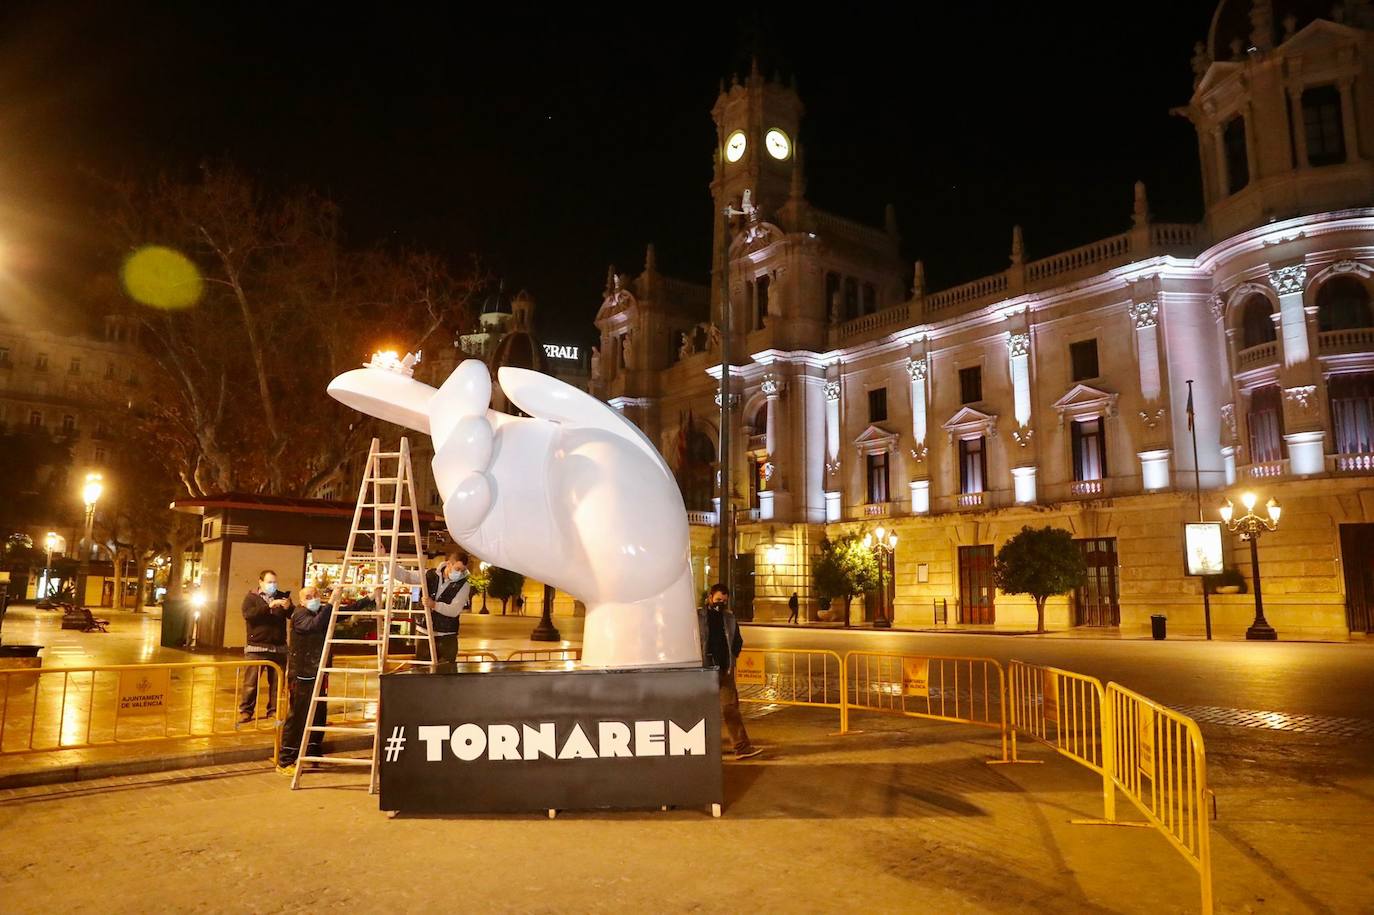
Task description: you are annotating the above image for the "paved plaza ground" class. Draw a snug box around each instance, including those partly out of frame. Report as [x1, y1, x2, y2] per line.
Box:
[2, 604, 1372, 911]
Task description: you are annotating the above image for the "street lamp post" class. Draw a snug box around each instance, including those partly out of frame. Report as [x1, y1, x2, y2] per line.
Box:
[529, 582, 562, 642]
[77, 473, 103, 608]
[716, 189, 755, 599]
[863, 526, 899, 629]
[43, 531, 58, 600]
[1219, 491, 1281, 641]
[478, 561, 490, 614]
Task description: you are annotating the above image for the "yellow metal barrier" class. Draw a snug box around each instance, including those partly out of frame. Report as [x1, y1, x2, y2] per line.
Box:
[0, 660, 285, 762]
[843, 651, 1008, 760]
[1007, 659, 1114, 818]
[1107, 682, 1213, 914]
[734, 648, 845, 731]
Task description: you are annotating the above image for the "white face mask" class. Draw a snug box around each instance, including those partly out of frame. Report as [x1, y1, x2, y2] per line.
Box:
[448, 570, 464, 582]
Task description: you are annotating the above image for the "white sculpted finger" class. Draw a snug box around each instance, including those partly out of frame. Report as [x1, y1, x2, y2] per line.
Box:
[428, 360, 491, 452]
[442, 471, 493, 534]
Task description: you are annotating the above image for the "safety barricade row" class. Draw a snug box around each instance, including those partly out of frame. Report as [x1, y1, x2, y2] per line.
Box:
[1008, 659, 1212, 914]
[733, 648, 846, 731]
[0, 661, 285, 761]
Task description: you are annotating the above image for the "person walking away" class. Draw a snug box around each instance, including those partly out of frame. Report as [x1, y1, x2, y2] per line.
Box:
[239, 570, 292, 724]
[392, 551, 471, 665]
[699, 583, 763, 760]
[787, 591, 800, 624]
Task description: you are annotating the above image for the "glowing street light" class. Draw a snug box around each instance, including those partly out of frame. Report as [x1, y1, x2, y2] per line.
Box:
[43, 531, 58, 599]
[863, 525, 899, 629]
[76, 472, 103, 608]
[1218, 492, 1281, 641]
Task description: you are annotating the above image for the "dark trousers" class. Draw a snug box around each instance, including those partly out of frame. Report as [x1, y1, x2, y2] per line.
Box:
[788, 604, 799, 623]
[238, 649, 285, 719]
[279, 677, 326, 766]
[719, 669, 753, 755]
[415, 633, 458, 664]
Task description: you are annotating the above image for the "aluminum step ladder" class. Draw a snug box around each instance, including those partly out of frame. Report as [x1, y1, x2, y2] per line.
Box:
[290, 436, 437, 793]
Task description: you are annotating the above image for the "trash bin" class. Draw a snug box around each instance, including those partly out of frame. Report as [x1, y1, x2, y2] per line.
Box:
[161, 598, 190, 648]
[1150, 614, 1167, 640]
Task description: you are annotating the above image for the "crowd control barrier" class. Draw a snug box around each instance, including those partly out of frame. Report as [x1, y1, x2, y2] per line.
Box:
[733, 648, 846, 731]
[0, 660, 285, 761]
[1106, 682, 1213, 914]
[1007, 660, 1115, 818]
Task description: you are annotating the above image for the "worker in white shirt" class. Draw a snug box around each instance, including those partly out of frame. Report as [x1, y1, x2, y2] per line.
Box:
[391, 551, 471, 664]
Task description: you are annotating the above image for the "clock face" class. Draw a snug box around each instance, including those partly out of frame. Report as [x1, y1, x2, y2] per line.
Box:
[765, 128, 791, 160]
[724, 130, 747, 163]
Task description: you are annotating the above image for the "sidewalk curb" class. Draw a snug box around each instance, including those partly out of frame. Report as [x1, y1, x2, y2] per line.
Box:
[0, 736, 373, 791]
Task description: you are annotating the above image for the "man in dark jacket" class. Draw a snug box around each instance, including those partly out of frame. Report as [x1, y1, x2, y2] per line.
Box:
[393, 551, 470, 665]
[698, 583, 762, 760]
[787, 591, 800, 624]
[238, 569, 292, 724]
[278, 585, 330, 773]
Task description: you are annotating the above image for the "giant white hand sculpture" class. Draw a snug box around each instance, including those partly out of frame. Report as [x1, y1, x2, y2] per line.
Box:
[327, 358, 701, 669]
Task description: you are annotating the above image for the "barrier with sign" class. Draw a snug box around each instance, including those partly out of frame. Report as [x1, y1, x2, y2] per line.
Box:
[733, 648, 846, 732]
[1107, 682, 1213, 914]
[843, 652, 1008, 760]
[0, 661, 284, 760]
[1007, 660, 1114, 818]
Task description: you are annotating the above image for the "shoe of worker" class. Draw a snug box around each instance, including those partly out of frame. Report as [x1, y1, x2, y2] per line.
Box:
[735, 747, 764, 761]
[276, 763, 296, 777]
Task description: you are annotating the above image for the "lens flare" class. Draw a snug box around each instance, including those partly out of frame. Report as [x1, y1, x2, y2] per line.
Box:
[121, 246, 203, 310]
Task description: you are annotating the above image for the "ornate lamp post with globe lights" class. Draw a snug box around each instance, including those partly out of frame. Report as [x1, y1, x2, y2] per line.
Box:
[43, 531, 58, 599]
[77, 473, 103, 607]
[863, 526, 898, 629]
[1219, 492, 1281, 641]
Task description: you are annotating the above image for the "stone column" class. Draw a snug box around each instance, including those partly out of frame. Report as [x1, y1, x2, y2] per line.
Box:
[1339, 78, 1361, 161]
[824, 372, 841, 522]
[1130, 301, 1169, 490]
[1270, 262, 1310, 368]
[1289, 89, 1310, 169]
[1212, 125, 1230, 198]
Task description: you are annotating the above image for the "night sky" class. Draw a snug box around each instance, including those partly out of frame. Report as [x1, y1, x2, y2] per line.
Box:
[0, 2, 1217, 346]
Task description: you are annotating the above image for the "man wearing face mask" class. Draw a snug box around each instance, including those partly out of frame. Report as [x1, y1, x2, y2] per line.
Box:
[278, 586, 330, 773]
[238, 570, 293, 724]
[392, 550, 471, 665]
[699, 583, 763, 760]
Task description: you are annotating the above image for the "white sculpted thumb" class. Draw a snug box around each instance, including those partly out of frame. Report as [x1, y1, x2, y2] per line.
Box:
[327, 359, 701, 668]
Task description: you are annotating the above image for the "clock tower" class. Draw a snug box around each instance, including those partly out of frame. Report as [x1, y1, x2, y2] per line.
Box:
[710, 59, 803, 308]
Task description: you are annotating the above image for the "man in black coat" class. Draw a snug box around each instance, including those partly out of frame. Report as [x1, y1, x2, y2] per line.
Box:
[238, 570, 292, 724]
[698, 583, 763, 760]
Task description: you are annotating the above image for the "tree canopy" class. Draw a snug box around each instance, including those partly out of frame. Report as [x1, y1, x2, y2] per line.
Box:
[992, 525, 1088, 633]
[99, 164, 480, 498]
[813, 533, 878, 626]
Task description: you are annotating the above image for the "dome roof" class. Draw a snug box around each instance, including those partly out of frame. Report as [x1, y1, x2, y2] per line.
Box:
[1207, 0, 1352, 60]
[489, 330, 547, 373]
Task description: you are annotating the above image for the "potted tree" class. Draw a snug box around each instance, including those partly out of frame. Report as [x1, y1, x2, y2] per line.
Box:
[992, 525, 1088, 634]
[486, 567, 526, 616]
[1205, 567, 1246, 594]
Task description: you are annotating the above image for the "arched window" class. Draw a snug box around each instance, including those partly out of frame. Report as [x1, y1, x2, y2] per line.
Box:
[750, 403, 768, 437]
[1316, 276, 1373, 332]
[1239, 295, 1277, 349]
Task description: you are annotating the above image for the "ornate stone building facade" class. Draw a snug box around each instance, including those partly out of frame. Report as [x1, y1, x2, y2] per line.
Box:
[592, 2, 1374, 637]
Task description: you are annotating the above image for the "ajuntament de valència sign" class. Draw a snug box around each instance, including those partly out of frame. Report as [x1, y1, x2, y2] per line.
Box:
[327, 354, 700, 668]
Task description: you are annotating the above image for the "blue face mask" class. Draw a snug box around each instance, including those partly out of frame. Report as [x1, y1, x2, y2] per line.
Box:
[306, 598, 322, 612]
[448, 570, 464, 582]
[262, 582, 277, 596]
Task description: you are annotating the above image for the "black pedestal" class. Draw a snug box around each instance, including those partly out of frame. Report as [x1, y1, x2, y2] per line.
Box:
[379, 663, 723, 815]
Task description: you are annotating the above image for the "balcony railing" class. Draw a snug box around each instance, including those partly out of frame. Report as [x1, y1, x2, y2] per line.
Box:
[1333, 452, 1374, 473]
[738, 508, 760, 523]
[1070, 479, 1105, 497]
[1318, 327, 1374, 354]
[957, 491, 986, 509]
[686, 511, 718, 526]
[1236, 341, 1279, 370]
[1245, 459, 1287, 479]
[862, 502, 892, 518]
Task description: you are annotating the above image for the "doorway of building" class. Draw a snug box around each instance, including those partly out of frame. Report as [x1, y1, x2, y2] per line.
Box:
[731, 552, 756, 622]
[1339, 523, 1374, 633]
[1073, 537, 1120, 627]
[957, 545, 995, 624]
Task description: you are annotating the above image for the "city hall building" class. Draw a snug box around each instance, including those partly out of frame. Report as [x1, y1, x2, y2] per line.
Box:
[590, 2, 1374, 637]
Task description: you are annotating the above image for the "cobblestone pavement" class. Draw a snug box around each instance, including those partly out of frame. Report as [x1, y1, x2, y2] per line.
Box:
[2, 710, 1371, 913]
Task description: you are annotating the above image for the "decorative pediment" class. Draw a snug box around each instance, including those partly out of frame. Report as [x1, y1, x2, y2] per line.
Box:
[729, 220, 785, 255]
[942, 406, 997, 442]
[1053, 384, 1118, 421]
[595, 287, 638, 322]
[853, 423, 899, 456]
